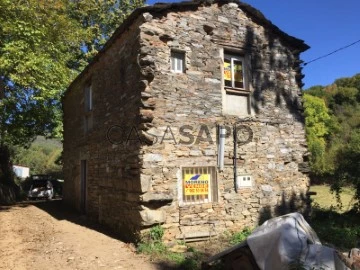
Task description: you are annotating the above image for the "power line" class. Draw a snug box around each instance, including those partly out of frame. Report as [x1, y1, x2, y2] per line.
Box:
[303, 38, 360, 66]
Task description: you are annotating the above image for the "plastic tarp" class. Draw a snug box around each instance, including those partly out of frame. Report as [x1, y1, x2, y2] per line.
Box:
[246, 212, 349, 270]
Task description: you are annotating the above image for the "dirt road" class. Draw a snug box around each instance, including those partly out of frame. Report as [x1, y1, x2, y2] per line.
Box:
[0, 201, 162, 270]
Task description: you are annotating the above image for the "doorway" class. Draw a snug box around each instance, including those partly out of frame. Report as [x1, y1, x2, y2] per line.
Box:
[80, 160, 87, 213]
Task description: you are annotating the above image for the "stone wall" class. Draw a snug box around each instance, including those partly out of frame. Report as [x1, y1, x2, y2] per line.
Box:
[136, 2, 310, 240]
[63, 17, 150, 241]
[63, 1, 310, 242]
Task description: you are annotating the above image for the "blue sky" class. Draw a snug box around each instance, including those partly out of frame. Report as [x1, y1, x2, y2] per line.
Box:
[146, 0, 360, 88]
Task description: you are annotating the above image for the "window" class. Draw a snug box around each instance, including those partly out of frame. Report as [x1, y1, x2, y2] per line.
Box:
[181, 166, 218, 205]
[224, 53, 245, 89]
[84, 115, 93, 133]
[171, 51, 185, 73]
[84, 84, 93, 133]
[85, 85, 92, 112]
[223, 51, 251, 116]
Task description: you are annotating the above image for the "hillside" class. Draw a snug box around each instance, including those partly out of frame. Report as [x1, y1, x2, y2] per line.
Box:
[12, 136, 63, 178]
[303, 73, 360, 207]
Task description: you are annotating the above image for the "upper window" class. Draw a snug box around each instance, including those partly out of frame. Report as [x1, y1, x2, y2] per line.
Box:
[223, 51, 251, 116]
[171, 51, 185, 73]
[84, 84, 93, 133]
[181, 166, 218, 205]
[224, 53, 245, 90]
[85, 85, 92, 112]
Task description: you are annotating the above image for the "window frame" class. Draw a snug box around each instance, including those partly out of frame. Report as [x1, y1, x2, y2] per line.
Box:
[170, 51, 185, 73]
[224, 53, 247, 91]
[84, 84, 93, 133]
[222, 49, 252, 116]
[85, 84, 93, 112]
[179, 166, 218, 206]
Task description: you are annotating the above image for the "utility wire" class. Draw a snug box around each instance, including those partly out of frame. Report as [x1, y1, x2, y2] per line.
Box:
[303, 38, 360, 66]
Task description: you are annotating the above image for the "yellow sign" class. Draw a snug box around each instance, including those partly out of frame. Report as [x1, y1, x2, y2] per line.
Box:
[233, 61, 243, 83]
[184, 174, 210, 195]
[224, 61, 231, 81]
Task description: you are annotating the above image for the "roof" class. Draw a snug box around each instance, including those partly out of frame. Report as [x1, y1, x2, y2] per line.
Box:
[65, 0, 310, 96]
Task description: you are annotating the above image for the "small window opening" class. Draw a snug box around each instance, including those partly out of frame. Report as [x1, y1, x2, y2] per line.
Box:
[171, 51, 185, 73]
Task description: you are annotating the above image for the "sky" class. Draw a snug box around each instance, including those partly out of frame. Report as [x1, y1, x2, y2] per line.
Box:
[146, 0, 360, 88]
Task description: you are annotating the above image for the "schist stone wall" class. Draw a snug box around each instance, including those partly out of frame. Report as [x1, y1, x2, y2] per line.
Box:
[63, 1, 310, 242]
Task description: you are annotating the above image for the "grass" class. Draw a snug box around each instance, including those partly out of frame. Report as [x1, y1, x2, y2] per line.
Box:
[138, 241, 200, 270]
[309, 208, 360, 250]
[309, 185, 360, 250]
[229, 227, 252, 245]
[137, 225, 201, 269]
[138, 186, 360, 268]
[309, 185, 356, 212]
[137, 226, 255, 269]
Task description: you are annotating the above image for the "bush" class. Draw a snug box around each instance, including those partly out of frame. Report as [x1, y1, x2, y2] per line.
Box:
[137, 225, 166, 255]
[310, 206, 360, 250]
[137, 225, 202, 269]
[230, 227, 253, 245]
[149, 225, 164, 242]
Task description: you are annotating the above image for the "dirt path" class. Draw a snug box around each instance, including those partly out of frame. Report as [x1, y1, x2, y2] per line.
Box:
[0, 201, 161, 270]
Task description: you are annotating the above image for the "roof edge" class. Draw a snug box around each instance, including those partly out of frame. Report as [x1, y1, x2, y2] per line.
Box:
[64, 0, 309, 96]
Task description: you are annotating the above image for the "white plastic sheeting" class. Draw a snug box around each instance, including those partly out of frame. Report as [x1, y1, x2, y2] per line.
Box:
[247, 212, 349, 270]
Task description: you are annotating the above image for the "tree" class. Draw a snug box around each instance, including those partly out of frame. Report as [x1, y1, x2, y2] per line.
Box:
[0, 0, 86, 190]
[305, 74, 360, 210]
[12, 136, 63, 178]
[0, 0, 87, 144]
[303, 94, 332, 175]
[67, 0, 144, 63]
[333, 131, 360, 209]
[0, 0, 144, 190]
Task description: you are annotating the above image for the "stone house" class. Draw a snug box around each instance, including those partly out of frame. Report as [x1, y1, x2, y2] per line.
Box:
[63, 0, 310, 242]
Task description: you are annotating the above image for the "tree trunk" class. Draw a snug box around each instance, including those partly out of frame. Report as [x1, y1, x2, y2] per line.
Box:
[0, 145, 19, 203]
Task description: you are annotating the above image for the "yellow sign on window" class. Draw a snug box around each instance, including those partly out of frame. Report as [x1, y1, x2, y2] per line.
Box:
[184, 174, 210, 195]
[233, 61, 243, 83]
[224, 61, 231, 81]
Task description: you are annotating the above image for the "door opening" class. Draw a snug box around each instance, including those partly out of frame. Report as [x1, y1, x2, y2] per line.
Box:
[80, 160, 87, 213]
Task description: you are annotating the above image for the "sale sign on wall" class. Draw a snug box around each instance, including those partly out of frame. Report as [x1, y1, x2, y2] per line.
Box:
[183, 174, 210, 195]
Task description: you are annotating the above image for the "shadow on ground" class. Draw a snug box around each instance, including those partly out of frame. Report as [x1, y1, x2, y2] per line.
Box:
[15, 199, 185, 270]
[0, 203, 30, 212]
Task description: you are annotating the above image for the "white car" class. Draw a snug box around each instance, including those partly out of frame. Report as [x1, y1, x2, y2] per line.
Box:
[28, 180, 54, 200]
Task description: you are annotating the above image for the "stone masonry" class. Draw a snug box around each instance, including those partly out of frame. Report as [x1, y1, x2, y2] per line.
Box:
[63, 0, 310, 242]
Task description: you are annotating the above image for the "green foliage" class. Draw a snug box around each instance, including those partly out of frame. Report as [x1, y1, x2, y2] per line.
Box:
[0, 0, 86, 93]
[178, 253, 201, 270]
[149, 224, 164, 242]
[137, 241, 167, 255]
[303, 94, 332, 174]
[12, 136, 63, 178]
[0, 0, 144, 186]
[0, 0, 145, 146]
[67, 0, 144, 63]
[137, 225, 202, 269]
[137, 225, 165, 255]
[303, 94, 331, 137]
[333, 132, 360, 210]
[310, 206, 360, 250]
[0, 0, 80, 162]
[304, 74, 360, 207]
[230, 227, 253, 245]
[334, 74, 360, 94]
[310, 185, 356, 212]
